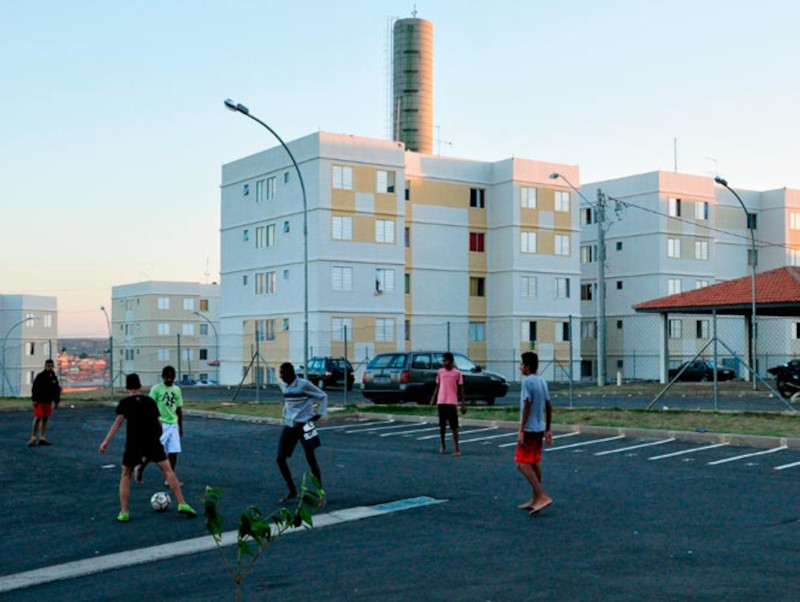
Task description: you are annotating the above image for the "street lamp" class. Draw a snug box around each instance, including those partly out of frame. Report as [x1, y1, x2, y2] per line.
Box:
[192, 311, 219, 383]
[100, 305, 113, 397]
[224, 98, 309, 378]
[1, 315, 37, 397]
[714, 176, 758, 389]
[550, 172, 608, 386]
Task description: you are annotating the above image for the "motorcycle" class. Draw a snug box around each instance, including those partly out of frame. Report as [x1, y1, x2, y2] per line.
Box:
[767, 360, 800, 398]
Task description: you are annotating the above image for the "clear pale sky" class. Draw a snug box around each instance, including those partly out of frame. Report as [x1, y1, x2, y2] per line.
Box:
[2, 1, 798, 336]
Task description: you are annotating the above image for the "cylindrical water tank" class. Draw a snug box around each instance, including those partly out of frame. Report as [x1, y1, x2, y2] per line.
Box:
[392, 18, 433, 154]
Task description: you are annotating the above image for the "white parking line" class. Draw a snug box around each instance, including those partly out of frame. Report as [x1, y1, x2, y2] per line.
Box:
[318, 420, 394, 431]
[594, 438, 676, 456]
[417, 427, 498, 440]
[381, 426, 440, 437]
[497, 432, 580, 448]
[774, 459, 800, 471]
[460, 432, 518, 444]
[545, 435, 625, 451]
[648, 442, 729, 460]
[0, 496, 446, 595]
[346, 423, 426, 434]
[707, 446, 788, 466]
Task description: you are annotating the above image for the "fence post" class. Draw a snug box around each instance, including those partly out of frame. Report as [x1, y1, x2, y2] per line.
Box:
[568, 315, 574, 407]
[343, 325, 349, 405]
[447, 321, 451, 352]
[176, 333, 181, 383]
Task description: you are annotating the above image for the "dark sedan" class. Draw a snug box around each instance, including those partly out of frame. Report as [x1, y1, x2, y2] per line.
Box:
[668, 360, 735, 382]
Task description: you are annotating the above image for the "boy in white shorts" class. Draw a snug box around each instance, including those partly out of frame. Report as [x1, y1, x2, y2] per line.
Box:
[136, 365, 184, 484]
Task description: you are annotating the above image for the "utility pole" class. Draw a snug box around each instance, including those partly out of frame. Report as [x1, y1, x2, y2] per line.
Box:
[596, 188, 607, 387]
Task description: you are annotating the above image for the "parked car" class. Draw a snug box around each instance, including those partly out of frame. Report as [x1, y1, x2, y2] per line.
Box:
[196, 379, 219, 386]
[177, 378, 197, 386]
[361, 351, 508, 405]
[304, 357, 355, 390]
[668, 360, 735, 382]
[767, 359, 800, 398]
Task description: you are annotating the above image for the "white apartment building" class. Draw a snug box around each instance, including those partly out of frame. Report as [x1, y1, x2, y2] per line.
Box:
[0, 295, 58, 397]
[220, 131, 582, 384]
[111, 282, 220, 387]
[579, 171, 800, 380]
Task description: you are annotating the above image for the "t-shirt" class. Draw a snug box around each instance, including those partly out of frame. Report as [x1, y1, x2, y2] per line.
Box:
[116, 394, 162, 445]
[282, 377, 328, 427]
[149, 383, 183, 424]
[520, 374, 550, 432]
[436, 367, 463, 405]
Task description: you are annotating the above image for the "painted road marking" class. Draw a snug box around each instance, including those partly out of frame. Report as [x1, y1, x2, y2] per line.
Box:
[381, 426, 440, 437]
[540, 435, 625, 451]
[774, 459, 800, 471]
[318, 421, 393, 431]
[416, 427, 498, 440]
[459, 432, 518, 444]
[345, 422, 427, 434]
[0, 496, 446, 595]
[648, 442, 730, 461]
[497, 431, 582, 448]
[594, 438, 676, 456]
[706, 446, 788, 466]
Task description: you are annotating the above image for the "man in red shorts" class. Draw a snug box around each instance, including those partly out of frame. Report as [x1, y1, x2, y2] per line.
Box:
[28, 359, 61, 446]
[515, 351, 553, 515]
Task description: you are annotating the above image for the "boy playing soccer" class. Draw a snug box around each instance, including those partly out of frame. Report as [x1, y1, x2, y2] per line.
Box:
[429, 352, 466, 456]
[135, 366, 183, 484]
[99, 373, 197, 522]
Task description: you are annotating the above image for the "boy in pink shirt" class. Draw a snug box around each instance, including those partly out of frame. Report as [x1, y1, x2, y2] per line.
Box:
[429, 352, 466, 456]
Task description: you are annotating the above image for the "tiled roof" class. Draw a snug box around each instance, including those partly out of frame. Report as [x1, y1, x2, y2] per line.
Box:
[633, 267, 800, 314]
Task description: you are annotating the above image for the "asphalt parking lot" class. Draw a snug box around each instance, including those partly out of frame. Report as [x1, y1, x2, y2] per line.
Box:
[2, 406, 798, 601]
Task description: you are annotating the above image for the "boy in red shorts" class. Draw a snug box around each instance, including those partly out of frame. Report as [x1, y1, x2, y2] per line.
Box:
[28, 359, 61, 446]
[515, 351, 553, 515]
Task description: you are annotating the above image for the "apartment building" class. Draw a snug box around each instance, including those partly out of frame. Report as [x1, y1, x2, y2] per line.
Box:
[220, 131, 581, 384]
[0, 295, 58, 397]
[111, 282, 220, 387]
[578, 171, 800, 380]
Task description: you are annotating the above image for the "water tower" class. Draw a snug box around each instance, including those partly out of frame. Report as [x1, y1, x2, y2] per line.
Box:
[392, 17, 433, 154]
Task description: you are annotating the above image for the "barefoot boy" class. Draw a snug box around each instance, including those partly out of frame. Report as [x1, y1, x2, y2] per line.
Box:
[430, 352, 466, 456]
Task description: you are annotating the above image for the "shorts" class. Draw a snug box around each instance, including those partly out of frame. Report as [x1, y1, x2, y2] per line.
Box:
[32, 402, 53, 419]
[123, 441, 167, 468]
[437, 404, 459, 430]
[160, 423, 182, 454]
[277, 422, 321, 459]
[514, 431, 544, 464]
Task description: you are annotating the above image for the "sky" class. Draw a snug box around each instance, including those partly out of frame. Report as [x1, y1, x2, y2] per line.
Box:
[2, 0, 799, 337]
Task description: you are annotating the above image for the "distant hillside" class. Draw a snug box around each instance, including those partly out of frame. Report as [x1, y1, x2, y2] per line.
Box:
[59, 338, 107, 358]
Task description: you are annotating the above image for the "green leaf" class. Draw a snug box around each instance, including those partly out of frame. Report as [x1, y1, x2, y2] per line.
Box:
[237, 540, 254, 557]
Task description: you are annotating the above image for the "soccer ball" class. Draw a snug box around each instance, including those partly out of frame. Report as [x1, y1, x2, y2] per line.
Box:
[150, 491, 171, 512]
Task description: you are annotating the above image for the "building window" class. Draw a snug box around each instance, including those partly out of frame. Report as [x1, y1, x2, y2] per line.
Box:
[200, 349, 208, 360]
[266, 271, 276, 294]
[158, 323, 170, 336]
[616, 241, 623, 251]
[375, 318, 395, 342]
[158, 297, 169, 310]
[668, 197, 682, 217]
[200, 324, 209, 336]
[283, 318, 289, 330]
[581, 321, 597, 340]
[794, 322, 800, 339]
[265, 224, 276, 247]
[266, 320, 275, 341]
[183, 299, 194, 311]
[405, 180, 411, 201]
[182, 323, 195, 336]
[25, 342, 35, 356]
[256, 179, 265, 202]
[668, 278, 682, 295]
[696, 279, 710, 289]
[790, 212, 800, 231]
[283, 220, 290, 233]
[695, 240, 709, 260]
[255, 272, 276, 295]
[332, 216, 353, 240]
[376, 219, 395, 243]
[524, 321, 537, 343]
[555, 191, 570, 212]
[404, 226, 410, 248]
[255, 226, 265, 248]
[376, 170, 396, 193]
[404, 273, 411, 295]
[583, 208, 593, 225]
[158, 349, 169, 361]
[696, 320, 710, 339]
[242, 274, 248, 286]
[791, 249, 800, 267]
[404, 319, 411, 341]
[555, 277, 570, 299]
[521, 232, 537, 253]
[667, 238, 681, 258]
[333, 318, 353, 341]
[669, 319, 682, 339]
[581, 283, 593, 300]
[199, 299, 209, 311]
[617, 320, 623, 329]
[556, 321, 571, 342]
[243, 229, 249, 242]
[748, 248, 758, 267]
[25, 313, 35, 325]
[284, 172, 290, 183]
[43, 314, 53, 328]
[243, 184, 249, 196]
[283, 269, 289, 280]
[265, 176, 276, 200]
[555, 234, 570, 256]
[469, 232, 485, 252]
[616, 281, 623, 290]
[521, 275, 538, 298]
[470, 277, 486, 297]
[332, 266, 353, 291]
[333, 165, 354, 190]
[695, 201, 709, 220]
[470, 188, 486, 208]
[469, 322, 486, 342]
[581, 245, 594, 264]
[375, 268, 395, 294]
[521, 187, 537, 209]
[255, 320, 265, 341]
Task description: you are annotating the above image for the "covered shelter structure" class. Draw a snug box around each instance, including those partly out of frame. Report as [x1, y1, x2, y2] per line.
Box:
[634, 266, 800, 384]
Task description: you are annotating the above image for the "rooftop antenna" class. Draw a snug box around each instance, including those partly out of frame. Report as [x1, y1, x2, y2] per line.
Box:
[412, 4, 418, 17]
[204, 258, 211, 283]
[434, 125, 452, 156]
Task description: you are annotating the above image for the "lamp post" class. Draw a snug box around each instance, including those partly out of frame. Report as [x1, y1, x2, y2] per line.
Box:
[1, 315, 37, 397]
[550, 173, 607, 386]
[192, 311, 219, 383]
[100, 305, 113, 397]
[714, 176, 758, 389]
[224, 99, 309, 378]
